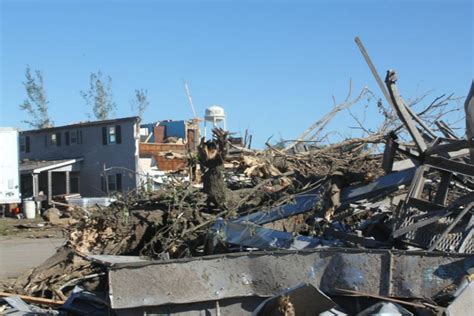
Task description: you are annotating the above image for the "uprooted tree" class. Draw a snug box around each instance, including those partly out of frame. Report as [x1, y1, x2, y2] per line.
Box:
[19, 66, 54, 129]
[81, 71, 116, 120]
[198, 128, 229, 208]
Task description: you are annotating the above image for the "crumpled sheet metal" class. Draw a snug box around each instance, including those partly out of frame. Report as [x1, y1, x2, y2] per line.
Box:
[340, 167, 415, 202]
[108, 248, 473, 309]
[234, 188, 322, 225]
[235, 167, 415, 225]
[210, 218, 329, 250]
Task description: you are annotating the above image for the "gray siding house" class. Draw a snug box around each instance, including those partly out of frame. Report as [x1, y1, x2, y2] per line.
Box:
[19, 117, 141, 200]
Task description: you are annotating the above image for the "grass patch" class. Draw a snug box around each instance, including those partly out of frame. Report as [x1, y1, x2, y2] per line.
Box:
[0, 220, 11, 236]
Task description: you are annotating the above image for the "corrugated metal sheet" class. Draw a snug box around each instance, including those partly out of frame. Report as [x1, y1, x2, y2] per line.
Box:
[108, 248, 474, 309]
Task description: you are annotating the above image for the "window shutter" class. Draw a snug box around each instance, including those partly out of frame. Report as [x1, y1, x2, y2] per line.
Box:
[102, 127, 107, 145]
[116, 173, 122, 192]
[65, 132, 70, 146]
[25, 136, 30, 153]
[78, 130, 83, 144]
[116, 125, 122, 144]
[101, 176, 106, 192]
[56, 132, 62, 146]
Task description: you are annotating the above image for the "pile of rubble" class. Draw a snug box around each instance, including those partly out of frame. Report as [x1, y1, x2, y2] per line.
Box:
[2, 39, 474, 315]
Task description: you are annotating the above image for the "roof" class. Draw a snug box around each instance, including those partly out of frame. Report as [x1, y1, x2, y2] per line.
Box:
[0, 127, 19, 132]
[20, 116, 140, 134]
[20, 158, 83, 174]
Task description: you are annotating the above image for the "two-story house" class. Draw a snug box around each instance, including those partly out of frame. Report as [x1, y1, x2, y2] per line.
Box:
[19, 116, 200, 204]
[19, 117, 141, 202]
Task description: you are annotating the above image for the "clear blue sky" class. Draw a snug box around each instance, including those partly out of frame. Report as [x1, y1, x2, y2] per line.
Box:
[1, 0, 472, 147]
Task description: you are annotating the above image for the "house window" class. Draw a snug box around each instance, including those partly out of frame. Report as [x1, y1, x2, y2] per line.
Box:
[107, 174, 117, 191]
[65, 130, 78, 146]
[19, 136, 30, 153]
[77, 130, 83, 144]
[50, 133, 61, 146]
[70, 131, 77, 144]
[108, 126, 116, 144]
[102, 125, 122, 145]
[50, 133, 57, 145]
[103, 173, 122, 193]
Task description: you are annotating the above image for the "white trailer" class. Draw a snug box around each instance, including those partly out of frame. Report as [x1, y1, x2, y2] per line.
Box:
[0, 128, 21, 204]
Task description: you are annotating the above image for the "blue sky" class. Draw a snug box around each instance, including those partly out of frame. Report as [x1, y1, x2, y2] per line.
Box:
[1, 0, 472, 147]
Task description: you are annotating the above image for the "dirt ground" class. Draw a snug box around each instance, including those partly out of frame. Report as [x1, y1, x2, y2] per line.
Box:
[0, 218, 66, 281]
[0, 236, 64, 280]
[0, 217, 65, 238]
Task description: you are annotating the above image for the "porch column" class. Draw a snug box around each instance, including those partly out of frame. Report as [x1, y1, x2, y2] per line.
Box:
[32, 173, 39, 198]
[65, 171, 71, 195]
[47, 171, 52, 205]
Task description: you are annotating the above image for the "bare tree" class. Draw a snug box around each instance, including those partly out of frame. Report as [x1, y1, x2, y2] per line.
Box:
[81, 71, 116, 120]
[131, 89, 149, 118]
[19, 66, 53, 129]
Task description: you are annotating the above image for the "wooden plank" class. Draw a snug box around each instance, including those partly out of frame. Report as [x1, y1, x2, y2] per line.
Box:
[435, 120, 459, 139]
[434, 171, 452, 206]
[406, 105, 437, 138]
[394, 166, 426, 230]
[394, 141, 421, 160]
[426, 139, 468, 156]
[385, 70, 427, 153]
[392, 158, 418, 171]
[0, 292, 65, 306]
[354, 38, 430, 153]
[382, 135, 398, 173]
[354, 37, 394, 108]
[426, 155, 474, 177]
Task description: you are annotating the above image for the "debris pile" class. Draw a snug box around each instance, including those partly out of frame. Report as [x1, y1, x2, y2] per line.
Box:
[2, 38, 474, 315]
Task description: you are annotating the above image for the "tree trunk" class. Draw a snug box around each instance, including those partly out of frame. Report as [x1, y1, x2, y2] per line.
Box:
[198, 128, 228, 208]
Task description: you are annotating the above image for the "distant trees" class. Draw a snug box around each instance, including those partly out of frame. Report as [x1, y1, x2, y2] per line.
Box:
[81, 71, 116, 120]
[19, 66, 54, 129]
[18, 68, 150, 125]
[131, 88, 149, 119]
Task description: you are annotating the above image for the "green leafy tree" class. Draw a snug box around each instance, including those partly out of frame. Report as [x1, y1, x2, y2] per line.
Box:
[131, 88, 149, 118]
[19, 66, 53, 128]
[81, 71, 116, 120]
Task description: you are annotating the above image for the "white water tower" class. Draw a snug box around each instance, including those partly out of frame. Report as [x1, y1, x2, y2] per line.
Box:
[204, 105, 226, 138]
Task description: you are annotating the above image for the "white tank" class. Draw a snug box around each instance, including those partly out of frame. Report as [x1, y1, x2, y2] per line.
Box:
[205, 105, 226, 120]
[23, 200, 36, 219]
[204, 105, 227, 138]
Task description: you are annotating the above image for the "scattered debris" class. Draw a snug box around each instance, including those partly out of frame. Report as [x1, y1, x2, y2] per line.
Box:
[2, 37, 473, 315]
